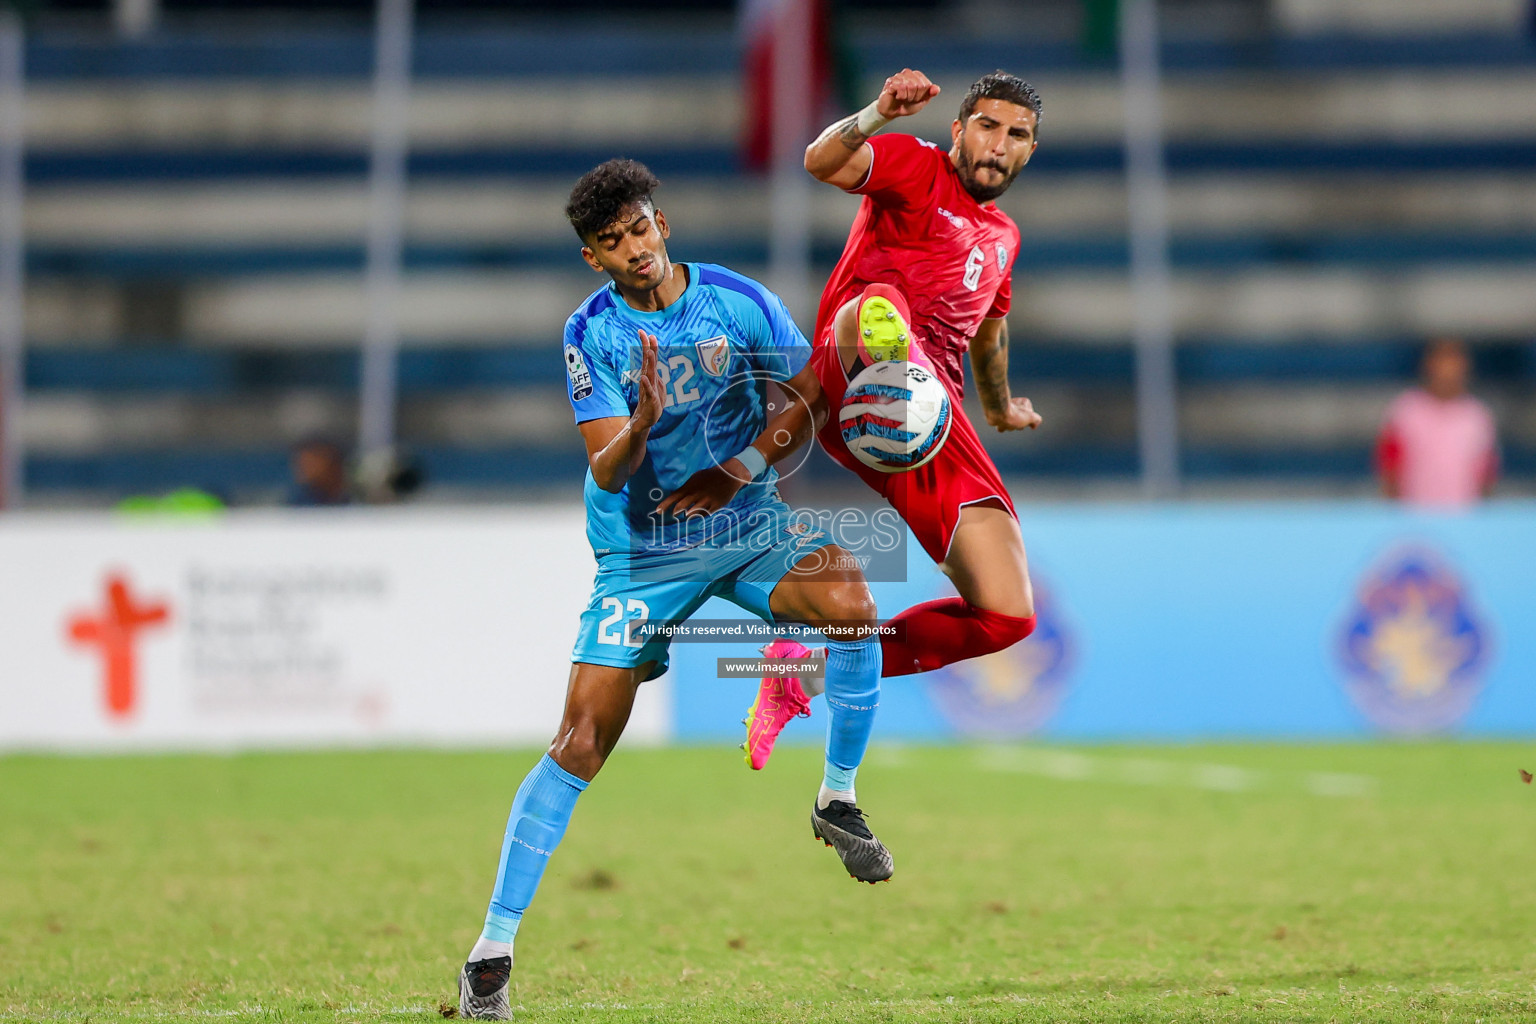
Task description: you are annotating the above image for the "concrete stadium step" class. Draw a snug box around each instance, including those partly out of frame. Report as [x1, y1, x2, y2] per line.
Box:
[22, 139, 1536, 184]
[18, 264, 1536, 345]
[890, 70, 1536, 145]
[20, 390, 576, 453]
[1013, 267, 1536, 340]
[20, 270, 591, 345]
[22, 180, 846, 244]
[18, 71, 1536, 151]
[858, 32, 1536, 75]
[21, 379, 1536, 457]
[22, 79, 739, 151]
[21, 176, 1536, 253]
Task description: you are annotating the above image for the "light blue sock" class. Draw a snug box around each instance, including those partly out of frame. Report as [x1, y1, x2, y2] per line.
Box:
[821, 635, 881, 799]
[479, 753, 587, 953]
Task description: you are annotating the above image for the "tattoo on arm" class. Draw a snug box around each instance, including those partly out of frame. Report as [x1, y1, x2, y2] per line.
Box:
[971, 321, 1011, 414]
[818, 114, 868, 152]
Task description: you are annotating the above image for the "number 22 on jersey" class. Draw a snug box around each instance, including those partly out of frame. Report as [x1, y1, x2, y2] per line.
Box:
[654, 354, 701, 409]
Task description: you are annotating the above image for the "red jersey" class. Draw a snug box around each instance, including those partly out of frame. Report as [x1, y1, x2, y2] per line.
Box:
[814, 132, 1021, 400]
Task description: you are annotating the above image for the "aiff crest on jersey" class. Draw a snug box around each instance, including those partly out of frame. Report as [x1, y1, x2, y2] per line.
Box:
[695, 335, 731, 377]
[1335, 546, 1491, 734]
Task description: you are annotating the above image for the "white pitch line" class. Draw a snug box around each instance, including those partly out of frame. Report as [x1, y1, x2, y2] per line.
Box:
[974, 745, 1096, 779]
[972, 747, 1376, 798]
[1191, 762, 1260, 792]
[1114, 757, 1179, 786]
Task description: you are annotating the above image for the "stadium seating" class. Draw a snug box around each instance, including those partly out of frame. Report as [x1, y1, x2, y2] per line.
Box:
[17, 17, 1536, 502]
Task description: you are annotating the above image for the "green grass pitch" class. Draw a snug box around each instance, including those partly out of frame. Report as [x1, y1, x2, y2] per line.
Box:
[3, 742, 1535, 1022]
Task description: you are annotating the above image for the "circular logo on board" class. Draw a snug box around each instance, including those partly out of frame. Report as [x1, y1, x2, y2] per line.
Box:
[1335, 546, 1491, 734]
[924, 579, 1075, 737]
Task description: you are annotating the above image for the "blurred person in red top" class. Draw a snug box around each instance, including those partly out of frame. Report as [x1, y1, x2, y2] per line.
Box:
[1376, 338, 1499, 508]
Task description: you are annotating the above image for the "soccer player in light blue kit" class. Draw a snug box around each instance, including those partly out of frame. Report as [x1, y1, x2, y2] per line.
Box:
[457, 159, 889, 1019]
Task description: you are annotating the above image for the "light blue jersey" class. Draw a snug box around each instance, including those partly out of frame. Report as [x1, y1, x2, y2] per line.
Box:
[563, 262, 812, 558]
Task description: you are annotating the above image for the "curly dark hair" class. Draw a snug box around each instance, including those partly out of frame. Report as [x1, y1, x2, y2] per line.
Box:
[959, 71, 1043, 134]
[565, 158, 661, 242]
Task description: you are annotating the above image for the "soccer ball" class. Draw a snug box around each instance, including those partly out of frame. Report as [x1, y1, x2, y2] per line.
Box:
[838, 361, 953, 473]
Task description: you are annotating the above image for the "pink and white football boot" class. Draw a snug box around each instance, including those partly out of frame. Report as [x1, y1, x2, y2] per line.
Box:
[741, 639, 814, 770]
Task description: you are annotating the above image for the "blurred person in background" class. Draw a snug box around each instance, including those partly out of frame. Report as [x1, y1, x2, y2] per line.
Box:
[1376, 338, 1499, 508]
[285, 437, 352, 507]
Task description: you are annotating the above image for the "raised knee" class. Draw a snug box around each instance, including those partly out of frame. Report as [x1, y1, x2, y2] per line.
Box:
[824, 580, 878, 637]
[549, 719, 607, 782]
[977, 607, 1036, 653]
[832, 297, 860, 339]
[990, 579, 1034, 621]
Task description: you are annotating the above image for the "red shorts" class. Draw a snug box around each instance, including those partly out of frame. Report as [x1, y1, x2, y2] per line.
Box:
[810, 327, 1018, 564]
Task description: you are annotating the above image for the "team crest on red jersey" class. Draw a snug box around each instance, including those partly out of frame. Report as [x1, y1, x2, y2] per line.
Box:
[1335, 546, 1491, 734]
[695, 335, 732, 377]
[995, 243, 1008, 272]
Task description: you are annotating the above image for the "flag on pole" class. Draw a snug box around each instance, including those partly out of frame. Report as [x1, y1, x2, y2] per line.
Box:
[740, 0, 846, 172]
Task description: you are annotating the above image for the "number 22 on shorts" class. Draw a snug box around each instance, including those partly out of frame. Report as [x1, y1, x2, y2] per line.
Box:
[597, 597, 650, 647]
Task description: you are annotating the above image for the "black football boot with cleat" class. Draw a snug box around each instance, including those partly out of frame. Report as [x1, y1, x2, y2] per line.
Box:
[811, 800, 894, 883]
[458, 955, 512, 1020]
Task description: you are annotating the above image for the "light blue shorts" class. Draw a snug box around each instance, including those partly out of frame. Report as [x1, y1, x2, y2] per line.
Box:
[571, 498, 836, 681]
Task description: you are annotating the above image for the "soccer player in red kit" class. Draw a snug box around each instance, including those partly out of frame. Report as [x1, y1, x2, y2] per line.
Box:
[744, 70, 1046, 770]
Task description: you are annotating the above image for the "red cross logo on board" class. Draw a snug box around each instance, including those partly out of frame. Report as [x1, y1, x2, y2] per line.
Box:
[66, 573, 171, 719]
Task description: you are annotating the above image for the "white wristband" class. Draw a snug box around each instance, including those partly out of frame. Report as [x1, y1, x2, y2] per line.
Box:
[855, 102, 893, 138]
[731, 445, 769, 481]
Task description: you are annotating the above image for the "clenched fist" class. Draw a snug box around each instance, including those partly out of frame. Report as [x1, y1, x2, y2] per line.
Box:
[876, 68, 941, 120]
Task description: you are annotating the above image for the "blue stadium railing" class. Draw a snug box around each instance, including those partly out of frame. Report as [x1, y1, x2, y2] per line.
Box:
[23, 140, 1536, 184]
[26, 441, 1536, 496]
[26, 340, 1536, 394]
[25, 29, 1536, 80]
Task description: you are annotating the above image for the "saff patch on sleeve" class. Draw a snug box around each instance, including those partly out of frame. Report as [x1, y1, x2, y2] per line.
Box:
[565, 343, 593, 401]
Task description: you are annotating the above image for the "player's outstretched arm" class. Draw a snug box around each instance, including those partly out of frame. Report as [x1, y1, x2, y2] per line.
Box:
[579, 330, 665, 493]
[655, 362, 827, 517]
[803, 68, 940, 190]
[970, 317, 1042, 433]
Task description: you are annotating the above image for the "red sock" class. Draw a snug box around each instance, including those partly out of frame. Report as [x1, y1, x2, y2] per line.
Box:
[880, 598, 1036, 677]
